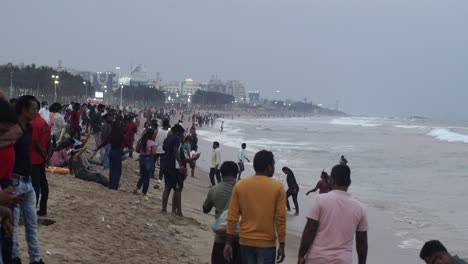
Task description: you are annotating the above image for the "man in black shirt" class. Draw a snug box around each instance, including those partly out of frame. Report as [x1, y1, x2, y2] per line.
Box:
[283, 167, 300, 216]
[12, 96, 44, 264]
[160, 124, 186, 217]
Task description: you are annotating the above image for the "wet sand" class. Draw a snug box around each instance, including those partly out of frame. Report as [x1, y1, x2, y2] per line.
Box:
[15, 117, 418, 263]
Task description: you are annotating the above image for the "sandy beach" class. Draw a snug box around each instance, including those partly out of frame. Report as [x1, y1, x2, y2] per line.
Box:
[14, 118, 420, 264]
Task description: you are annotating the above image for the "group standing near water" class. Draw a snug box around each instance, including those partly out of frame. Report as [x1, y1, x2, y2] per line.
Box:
[0, 91, 465, 264]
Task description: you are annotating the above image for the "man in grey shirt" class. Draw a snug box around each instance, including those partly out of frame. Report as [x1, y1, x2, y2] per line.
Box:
[203, 161, 240, 264]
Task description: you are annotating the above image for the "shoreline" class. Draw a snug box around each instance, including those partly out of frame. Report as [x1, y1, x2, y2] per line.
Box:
[194, 119, 419, 263]
[24, 115, 421, 263]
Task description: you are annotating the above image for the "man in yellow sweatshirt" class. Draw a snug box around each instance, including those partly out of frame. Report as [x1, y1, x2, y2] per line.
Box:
[224, 150, 287, 264]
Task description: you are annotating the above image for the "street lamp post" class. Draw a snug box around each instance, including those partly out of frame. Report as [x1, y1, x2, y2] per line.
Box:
[115, 66, 123, 107]
[9, 71, 13, 99]
[52, 75, 59, 102]
[83, 81, 88, 99]
[120, 83, 123, 108]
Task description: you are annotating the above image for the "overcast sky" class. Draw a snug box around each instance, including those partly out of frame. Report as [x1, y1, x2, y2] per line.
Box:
[1, 0, 467, 119]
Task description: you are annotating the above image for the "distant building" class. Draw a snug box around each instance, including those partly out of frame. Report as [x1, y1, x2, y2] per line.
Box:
[207, 79, 226, 94]
[181, 78, 206, 95]
[226, 80, 246, 103]
[248, 91, 260, 103]
[130, 64, 149, 84]
[161, 78, 207, 96]
[207, 77, 246, 102]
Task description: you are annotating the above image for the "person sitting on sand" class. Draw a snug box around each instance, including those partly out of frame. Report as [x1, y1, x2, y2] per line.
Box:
[298, 164, 368, 264]
[69, 144, 109, 187]
[49, 140, 72, 167]
[419, 240, 467, 264]
[203, 161, 241, 264]
[306, 171, 330, 195]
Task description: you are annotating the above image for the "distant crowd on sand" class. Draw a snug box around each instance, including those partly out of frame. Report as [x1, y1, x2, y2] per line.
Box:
[0, 91, 465, 264]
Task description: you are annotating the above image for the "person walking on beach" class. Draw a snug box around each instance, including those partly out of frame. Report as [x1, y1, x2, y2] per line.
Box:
[97, 121, 124, 190]
[419, 240, 467, 264]
[133, 128, 156, 200]
[90, 104, 104, 160]
[122, 116, 137, 158]
[0, 98, 26, 264]
[203, 161, 240, 264]
[154, 119, 170, 182]
[29, 110, 51, 216]
[100, 113, 114, 169]
[161, 124, 186, 216]
[69, 102, 82, 133]
[210, 142, 222, 186]
[237, 143, 250, 180]
[12, 95, 45, 264]
[224, 150, 286, 264]
[297, 164, 368, 264]
[306, 171, 330, 195]
[283, 167, 300, 216]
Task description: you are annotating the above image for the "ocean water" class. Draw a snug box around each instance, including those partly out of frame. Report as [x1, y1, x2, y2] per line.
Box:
[196, 116, 468, 257]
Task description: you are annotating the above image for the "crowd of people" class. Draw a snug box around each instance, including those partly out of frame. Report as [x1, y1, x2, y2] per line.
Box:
[0, 91, 464, 264]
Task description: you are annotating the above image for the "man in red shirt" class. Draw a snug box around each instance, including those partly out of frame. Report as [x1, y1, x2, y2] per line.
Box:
[70, 102, 82, 133]
[29, 107, 51, 216]
[123, 116, 137, 158]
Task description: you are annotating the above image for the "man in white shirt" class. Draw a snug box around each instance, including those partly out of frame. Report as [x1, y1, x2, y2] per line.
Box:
[38, 102, 50, 125]
[238, 143, 250, 179]
[209, 141, 221, 186]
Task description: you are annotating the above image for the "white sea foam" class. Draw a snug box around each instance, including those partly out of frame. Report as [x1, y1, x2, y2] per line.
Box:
[428, 128, 468, 143]
[398, 238, 424, 250]
[394, 125, 427, 130]
[330, 117, 382, 127]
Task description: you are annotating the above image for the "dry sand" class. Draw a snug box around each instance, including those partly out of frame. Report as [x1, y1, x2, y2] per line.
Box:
[15, 115, 418, 263]
[15, 160, 216, 263]
[17, 156, 300, 263]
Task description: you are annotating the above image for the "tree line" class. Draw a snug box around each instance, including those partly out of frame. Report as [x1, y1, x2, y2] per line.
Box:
[192, 90, 235, 106]
[0, 63, 92, 103]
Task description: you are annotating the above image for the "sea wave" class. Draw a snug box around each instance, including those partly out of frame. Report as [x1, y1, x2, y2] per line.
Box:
[394, 125, 428, 130]
[428, 128, 468, 143]
[330, 117, 382, 127]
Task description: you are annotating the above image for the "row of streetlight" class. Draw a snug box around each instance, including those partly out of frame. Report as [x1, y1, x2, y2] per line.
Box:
[51, 65, 121, 104]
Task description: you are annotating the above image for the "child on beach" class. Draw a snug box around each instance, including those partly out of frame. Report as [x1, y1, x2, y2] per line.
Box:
[306, 171, 331, 195]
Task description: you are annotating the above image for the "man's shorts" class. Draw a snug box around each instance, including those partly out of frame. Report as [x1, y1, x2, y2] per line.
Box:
[163, 168, 184, 192]
[238, 161, 245, 172]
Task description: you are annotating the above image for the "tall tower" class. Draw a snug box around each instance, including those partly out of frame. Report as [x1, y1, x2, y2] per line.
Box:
[335, 100, 340, 111]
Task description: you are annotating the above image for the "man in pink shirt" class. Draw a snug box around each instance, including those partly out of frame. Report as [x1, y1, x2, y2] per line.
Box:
[298, 164, 368, 264]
